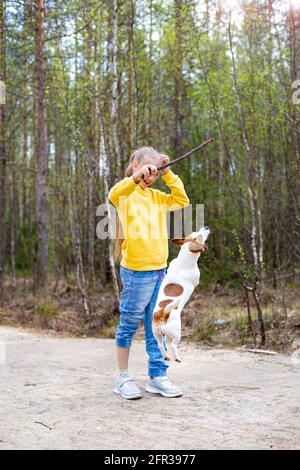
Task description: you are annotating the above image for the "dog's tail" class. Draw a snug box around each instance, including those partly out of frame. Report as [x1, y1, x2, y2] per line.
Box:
[164, 297, 181, 314]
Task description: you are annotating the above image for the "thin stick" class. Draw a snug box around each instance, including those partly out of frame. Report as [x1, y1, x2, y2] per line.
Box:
[140, 138, 215, 181]
[35, 421, 52, 430]
[157, 138, 214, 171]
[239, 347, 277, 356]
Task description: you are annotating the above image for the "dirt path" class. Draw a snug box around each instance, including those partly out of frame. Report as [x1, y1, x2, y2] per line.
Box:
[0, 326, 299, 450]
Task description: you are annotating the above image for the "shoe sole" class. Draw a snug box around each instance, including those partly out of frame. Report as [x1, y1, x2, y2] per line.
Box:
[114, 387, 142, 400]
[145, 385, 183, 398]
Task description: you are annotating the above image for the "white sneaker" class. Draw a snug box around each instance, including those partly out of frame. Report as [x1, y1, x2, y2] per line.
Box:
[114, 373, 142, 400]
[145, 376, 183, 398]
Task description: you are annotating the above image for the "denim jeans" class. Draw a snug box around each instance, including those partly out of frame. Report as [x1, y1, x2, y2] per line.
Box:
[115, 265, 169, 377]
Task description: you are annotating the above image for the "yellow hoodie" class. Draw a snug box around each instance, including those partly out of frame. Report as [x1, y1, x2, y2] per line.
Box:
[108, 170, 189, 271]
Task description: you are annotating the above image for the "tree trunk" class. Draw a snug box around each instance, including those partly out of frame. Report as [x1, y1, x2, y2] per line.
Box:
[35, 0, 48, 290]
[68, 179, 91, 318]
[0, 0, 6, 285]
[87, 11, 120, 304]
[287, 5, 300, 245]
[127, 0, 134, 156]
[216, 1, 225, 261]
[85, 32, 96, 282]
[228, 20, 263, 280]
[172, 0, 183, 155]
[110, 0, 121, 181]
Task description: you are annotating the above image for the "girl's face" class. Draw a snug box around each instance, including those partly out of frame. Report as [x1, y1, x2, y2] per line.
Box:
[132, 153, 161, 188]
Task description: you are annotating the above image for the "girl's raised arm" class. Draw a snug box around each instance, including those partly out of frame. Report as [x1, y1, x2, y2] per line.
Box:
[160, 170, 190, 211]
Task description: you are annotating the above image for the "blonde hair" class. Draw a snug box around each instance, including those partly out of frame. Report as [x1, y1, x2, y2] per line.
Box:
[114, 146, 161, 262]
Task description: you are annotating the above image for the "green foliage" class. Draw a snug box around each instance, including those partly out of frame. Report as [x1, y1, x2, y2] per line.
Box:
[234, 316, 250, 344]
[35, 300, 61, 321]
[2, 0, 300, 286]
[192, 321, 216, 342]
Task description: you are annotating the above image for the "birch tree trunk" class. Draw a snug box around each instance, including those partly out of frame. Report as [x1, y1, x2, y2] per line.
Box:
[127, 0, 134, 156]
[216, 1, 225, 261]
[106, 1, 120, 301]
[87, 11, 120, 304]
[35, 0, 48, 290]
[172, 0, 183, 155]
[68, 176, 91, 318]
[265, 0, 279, 285]
[110, 0, 121, 181]
[85, 32, 96, 282]
[287, 5, 300, 227]
[228, 19, 263, 281]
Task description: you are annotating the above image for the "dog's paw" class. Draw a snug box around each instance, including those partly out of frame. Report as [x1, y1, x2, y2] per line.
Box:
[175, 358, 182, 363]
[164, 355, 171, 361]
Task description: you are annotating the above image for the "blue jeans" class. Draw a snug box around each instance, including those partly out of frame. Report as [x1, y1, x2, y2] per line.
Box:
[115, 265, 169, 378]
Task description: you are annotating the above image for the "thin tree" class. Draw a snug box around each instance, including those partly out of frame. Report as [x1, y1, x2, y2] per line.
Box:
[172, 0, 183, 156]
[35, 0, 48, 290]
[0, 0, 5, 287]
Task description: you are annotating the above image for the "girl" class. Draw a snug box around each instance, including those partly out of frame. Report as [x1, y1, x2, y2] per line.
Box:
[108, 146, 189, 399]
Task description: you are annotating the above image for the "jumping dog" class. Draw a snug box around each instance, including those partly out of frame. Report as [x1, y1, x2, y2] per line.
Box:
[152, 226, 210, 362]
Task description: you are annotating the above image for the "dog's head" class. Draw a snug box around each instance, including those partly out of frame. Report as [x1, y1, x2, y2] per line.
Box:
[171, 226, 210, 253]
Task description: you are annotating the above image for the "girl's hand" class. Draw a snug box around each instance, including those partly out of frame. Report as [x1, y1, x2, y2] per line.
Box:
[160, 154, 170, 174]
[133, 164, 158, 185]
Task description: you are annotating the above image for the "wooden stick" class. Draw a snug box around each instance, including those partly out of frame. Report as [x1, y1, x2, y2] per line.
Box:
[238, 347, 277, 355]
[157, 138, 215, 171]
[140, 138, 214, 181]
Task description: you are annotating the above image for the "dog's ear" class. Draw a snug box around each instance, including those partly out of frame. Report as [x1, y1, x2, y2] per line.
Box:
[202, 243, 208, 252]
[171, 237, 189, 246]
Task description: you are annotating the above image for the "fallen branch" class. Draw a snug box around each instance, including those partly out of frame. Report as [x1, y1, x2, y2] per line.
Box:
[263, 269, 300, 284]
[35, 421, 52, 430]
[238, 347, 277, 355]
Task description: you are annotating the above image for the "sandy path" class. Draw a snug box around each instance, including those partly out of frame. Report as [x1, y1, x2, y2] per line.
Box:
[0, 326, 299, 450]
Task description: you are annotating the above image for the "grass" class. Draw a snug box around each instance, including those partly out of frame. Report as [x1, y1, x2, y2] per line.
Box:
[234, 316, 250, 344]
[191, 321, 217, 342]
[35, 300, 61, 321]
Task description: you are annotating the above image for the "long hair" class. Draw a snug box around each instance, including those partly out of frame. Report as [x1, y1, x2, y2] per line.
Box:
[114, 146, 160, 262]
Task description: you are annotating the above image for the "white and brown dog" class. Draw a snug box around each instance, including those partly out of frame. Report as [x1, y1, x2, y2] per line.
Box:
[152, 226, 210, 363]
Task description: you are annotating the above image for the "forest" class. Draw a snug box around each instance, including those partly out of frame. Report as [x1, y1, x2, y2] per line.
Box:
[0, 0, 299, 349]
